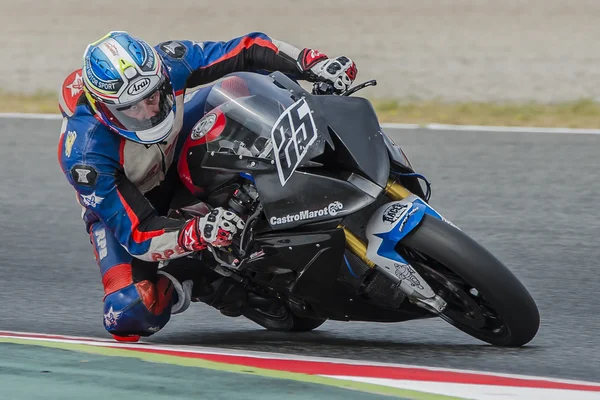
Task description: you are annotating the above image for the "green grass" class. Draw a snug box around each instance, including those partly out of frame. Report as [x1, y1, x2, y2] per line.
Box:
[371, 98, 600, 128]
[0, 89, 60, 113]
[4, 89, 600, 128]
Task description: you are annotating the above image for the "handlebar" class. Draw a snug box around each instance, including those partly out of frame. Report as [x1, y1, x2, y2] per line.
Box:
[311, 82, 336, 95]
[311, 79, 378, 96]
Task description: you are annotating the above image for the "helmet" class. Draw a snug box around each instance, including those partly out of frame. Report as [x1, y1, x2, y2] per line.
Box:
[82, 31, 178, 144]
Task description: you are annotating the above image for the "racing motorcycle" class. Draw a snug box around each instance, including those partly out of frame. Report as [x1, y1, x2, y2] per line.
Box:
[175, 71, 540, 347]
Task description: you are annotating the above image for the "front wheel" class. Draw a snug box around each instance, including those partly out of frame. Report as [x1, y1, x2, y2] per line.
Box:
[399, 215, 540, 346]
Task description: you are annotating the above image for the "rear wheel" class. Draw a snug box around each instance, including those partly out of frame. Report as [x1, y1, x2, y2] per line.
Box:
[399, 215, 540, 346]
[243, 306, 327, 332]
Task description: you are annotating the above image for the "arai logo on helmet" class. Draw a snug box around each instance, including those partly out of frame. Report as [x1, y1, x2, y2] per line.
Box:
[270, 201, 343, 225]
[127, 78, 151, 96]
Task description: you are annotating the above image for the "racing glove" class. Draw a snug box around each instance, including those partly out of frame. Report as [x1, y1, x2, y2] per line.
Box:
[297, 48, 358, 93]
[178, 207, 245, 252]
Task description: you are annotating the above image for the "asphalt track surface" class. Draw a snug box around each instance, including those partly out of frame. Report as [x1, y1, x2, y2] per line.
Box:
[1, 117, 599, 383]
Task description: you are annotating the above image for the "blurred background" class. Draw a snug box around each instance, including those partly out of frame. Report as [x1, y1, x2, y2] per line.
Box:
[2, 0, 600, 387]
[3, 0, 600, 103]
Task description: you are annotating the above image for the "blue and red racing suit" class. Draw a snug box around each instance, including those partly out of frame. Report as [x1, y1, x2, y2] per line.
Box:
[57, 33, 326, 338]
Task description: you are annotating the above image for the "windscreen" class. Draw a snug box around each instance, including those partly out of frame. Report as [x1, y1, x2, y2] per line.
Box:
[201, 72, 324, 185]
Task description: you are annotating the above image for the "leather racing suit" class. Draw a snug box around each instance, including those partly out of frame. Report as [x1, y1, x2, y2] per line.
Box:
[57, 32, 350, 339]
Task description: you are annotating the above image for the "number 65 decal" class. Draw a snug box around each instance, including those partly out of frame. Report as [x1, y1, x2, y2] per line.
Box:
[271, 98, 318, 186]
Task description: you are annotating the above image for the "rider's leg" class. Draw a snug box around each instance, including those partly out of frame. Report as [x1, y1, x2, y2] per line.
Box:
[89, 222, 181, 340]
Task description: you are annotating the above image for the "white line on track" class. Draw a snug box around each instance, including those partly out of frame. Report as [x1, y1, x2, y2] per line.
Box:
[0, 112, 62, 120]
[330, 376, 600, 400]
[381, 122, 600, 135]
[1, 330, 599, 389]
[2, 112, 600, 135]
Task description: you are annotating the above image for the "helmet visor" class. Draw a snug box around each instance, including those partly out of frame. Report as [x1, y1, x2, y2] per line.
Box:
[98, 77, 174, 133]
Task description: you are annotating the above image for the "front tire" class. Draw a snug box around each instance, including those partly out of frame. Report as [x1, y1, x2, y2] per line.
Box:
[399, 215, 540, 346]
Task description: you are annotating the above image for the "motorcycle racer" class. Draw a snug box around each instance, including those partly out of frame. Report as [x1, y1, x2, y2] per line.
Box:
[57, 31, 358, 341]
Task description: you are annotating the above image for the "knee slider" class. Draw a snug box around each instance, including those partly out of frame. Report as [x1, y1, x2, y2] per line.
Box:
[103, 284, 171, 337]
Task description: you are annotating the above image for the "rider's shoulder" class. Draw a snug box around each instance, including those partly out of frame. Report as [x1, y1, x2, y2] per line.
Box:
[155, 40, 196, 60]
[58, 69, 86, 118]
[59, 111, 121, 173]
[155, 40, 204, 91]
[59, 120, 122, 192]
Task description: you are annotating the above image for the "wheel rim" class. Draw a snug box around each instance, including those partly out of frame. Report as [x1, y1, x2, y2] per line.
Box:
[402, 248, 510, 340]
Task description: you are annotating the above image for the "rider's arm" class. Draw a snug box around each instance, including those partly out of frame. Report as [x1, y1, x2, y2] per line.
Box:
[59, 122, 189, 262]
[157, 32, 315, 88]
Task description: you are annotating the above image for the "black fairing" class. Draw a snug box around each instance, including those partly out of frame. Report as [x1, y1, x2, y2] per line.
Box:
[244, 228, 431, 322]
[381, 130, 413, 172]
[310, 95, 390, 188]
[267, 72, 389, 187]
[380, 130, 428, 199]
[254, 169, 375, 230]
[176, 72, 437, 323]
[244, 228, 346, 304]
[192, 150, 376, 230]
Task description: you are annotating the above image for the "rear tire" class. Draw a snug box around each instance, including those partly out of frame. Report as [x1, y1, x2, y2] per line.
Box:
[243, 307, 327, 332]
[399, 215, 540, 346]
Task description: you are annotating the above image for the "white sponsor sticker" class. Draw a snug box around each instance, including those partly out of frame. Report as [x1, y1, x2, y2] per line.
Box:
[382, 203, 409, 224]
[394, 263, 425, 290]
[269, 201, 343, 225]
[191, 113, 216, 140]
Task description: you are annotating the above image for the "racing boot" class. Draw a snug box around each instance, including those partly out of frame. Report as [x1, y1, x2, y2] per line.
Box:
[156, 257, 212, 315]
[158, 257, 247, 316]
[156, 269, 193, 315]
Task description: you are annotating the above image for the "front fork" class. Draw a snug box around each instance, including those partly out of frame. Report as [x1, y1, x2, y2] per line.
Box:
[340, 179, 448, 314]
